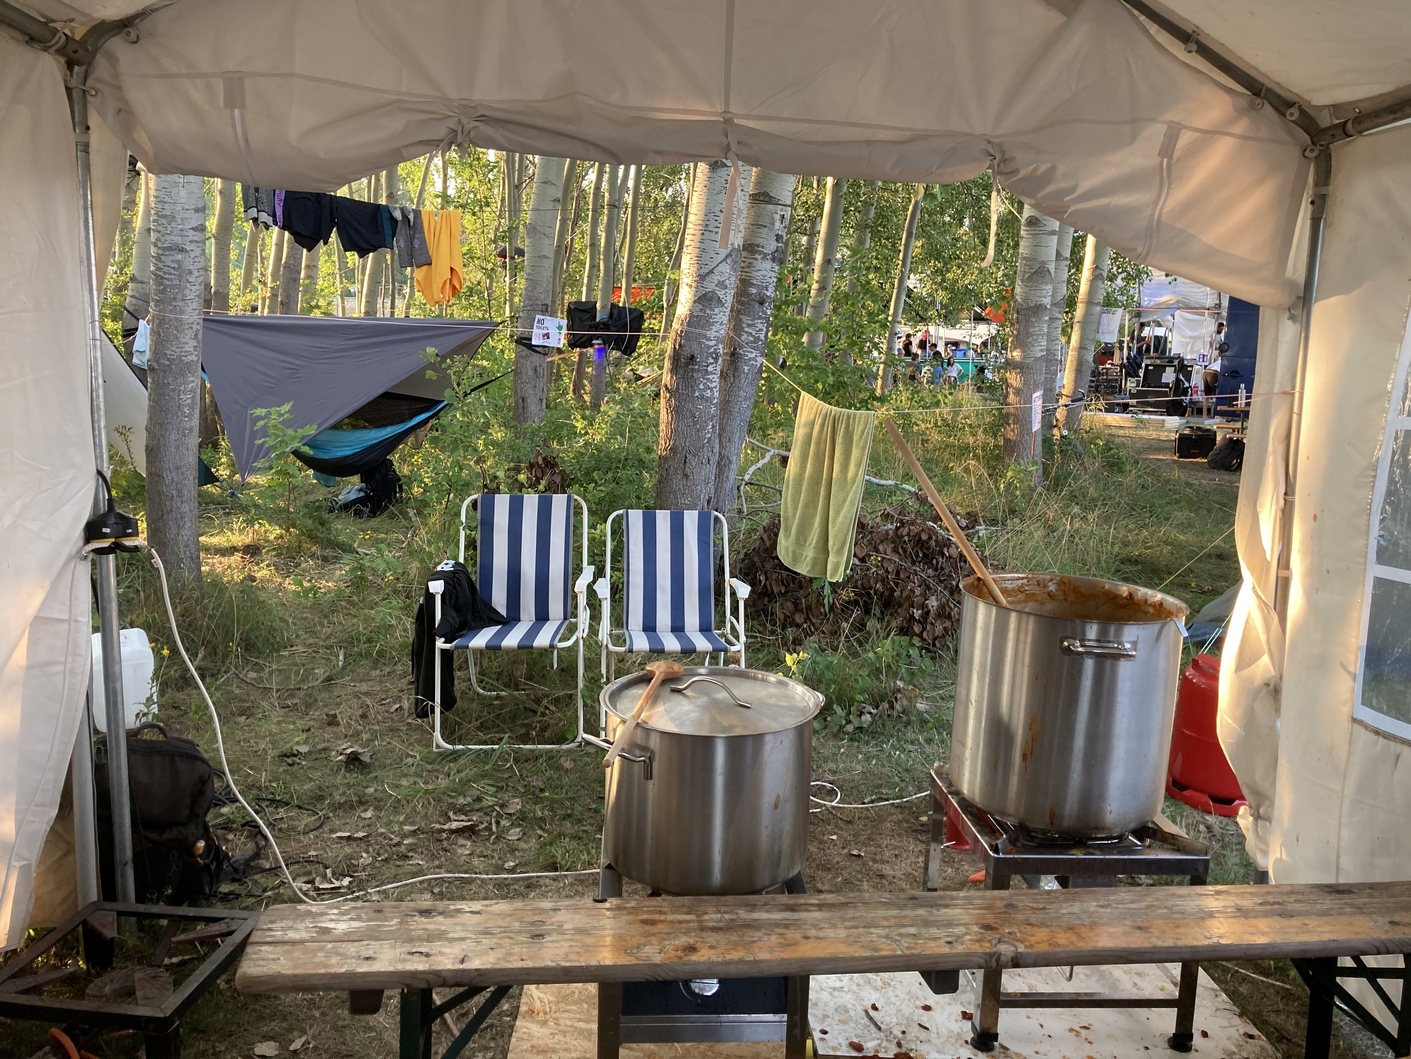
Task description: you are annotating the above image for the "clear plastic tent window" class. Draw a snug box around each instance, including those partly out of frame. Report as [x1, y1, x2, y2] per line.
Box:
[1356, 319, 1411, 740]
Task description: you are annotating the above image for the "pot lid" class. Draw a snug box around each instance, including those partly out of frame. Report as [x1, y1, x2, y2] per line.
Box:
[603, 666, 822, 736]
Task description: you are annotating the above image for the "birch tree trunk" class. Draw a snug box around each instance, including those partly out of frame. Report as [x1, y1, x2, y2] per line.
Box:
[573, 163, 607, 398]
[359, 173, 386, 316]
[579, 163, 606, 302]
[845, 180, 880, 294]
[383, 165, 400, 315]
[804, 176, 846, 349]
[656, 160, 741, 511]
[713, 169, 795, 518]
[277, 241, 303, 315]
[551, 160, 579, 310]
[595, 165, 623, 313]
[146, 174, 205, 585]
[210, 178, 236, 314]
[263, 227, 286, 314]
[122, 170, 154, 354]
[796, 207, 822, 314]
[877, 183, 926, 394]
[503, 152, 521, 317]
[298, 242, 321, 312]
[1041, 223, 1074, 435]
[590, 165, 624, 408]
[514, 156, 568, 425]
[237, 224, 260, 310]
[619, 164, 642, 306]
[1058, 236, 1111, 435]
[1004, 205, 1059, 480]
[659, 164, 694, 341]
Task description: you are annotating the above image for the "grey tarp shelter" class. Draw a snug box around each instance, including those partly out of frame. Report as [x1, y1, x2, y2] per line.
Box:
[4, 8, 1411, 1038]
[200, 314, 498, 479]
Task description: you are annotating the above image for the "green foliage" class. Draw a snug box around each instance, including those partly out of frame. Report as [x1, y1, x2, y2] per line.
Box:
[246, 403, 321, 528]
[785, 634, 936, 734]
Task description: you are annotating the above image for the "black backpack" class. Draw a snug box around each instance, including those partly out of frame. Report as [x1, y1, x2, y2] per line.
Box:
[95, 723, 227, 904]
[1207, 436, 1245, 472]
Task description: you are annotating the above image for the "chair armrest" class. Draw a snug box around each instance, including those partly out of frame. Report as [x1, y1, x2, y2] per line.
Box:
[575, 565, 596, 594]
[428, 580, 445, 595]
[593, 576, 610, 600]
[728, 577, 751, 601]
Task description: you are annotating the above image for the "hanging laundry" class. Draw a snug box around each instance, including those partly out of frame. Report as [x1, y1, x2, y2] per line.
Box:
[241, 185, 275, 228]
[280, 190, 336, 251]
[274, 189, 285, 228]
[776, 392, 876, 582]
[415, 209, 464, 307]
[390, 206, 432, 269]
[334, 196, 395, 257]
[130, 318, 151, 370]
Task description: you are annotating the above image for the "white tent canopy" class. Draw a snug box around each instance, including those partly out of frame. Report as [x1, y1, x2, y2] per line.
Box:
[4, 1, 1411, 985]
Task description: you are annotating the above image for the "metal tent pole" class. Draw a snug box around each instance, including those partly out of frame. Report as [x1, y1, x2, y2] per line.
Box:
[68, 62, 136, 906]
[71, 697, 100, 906]
[1275, 149, 1332, 624]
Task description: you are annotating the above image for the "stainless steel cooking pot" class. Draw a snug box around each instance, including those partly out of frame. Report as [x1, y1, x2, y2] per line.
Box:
[949, 572, 1188, 837]
[601, 666, 822, 895]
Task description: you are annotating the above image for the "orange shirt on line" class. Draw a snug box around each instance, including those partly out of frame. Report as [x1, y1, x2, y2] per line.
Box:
[415, 208, 463, 306]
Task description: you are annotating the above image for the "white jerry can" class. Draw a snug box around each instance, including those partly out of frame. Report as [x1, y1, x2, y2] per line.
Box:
[90, 628, 158, 732]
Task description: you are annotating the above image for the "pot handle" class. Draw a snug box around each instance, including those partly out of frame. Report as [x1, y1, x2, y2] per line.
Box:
[616, 748, 653, 780]
[1060, 637, 1136, 659]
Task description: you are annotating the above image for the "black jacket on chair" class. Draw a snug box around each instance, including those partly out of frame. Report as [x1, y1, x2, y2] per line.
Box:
[410, 561, 508, 717]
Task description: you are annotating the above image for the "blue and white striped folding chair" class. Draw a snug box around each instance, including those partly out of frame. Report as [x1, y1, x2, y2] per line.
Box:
[594, 509, 750, 687]
[430, 493, 593, 750]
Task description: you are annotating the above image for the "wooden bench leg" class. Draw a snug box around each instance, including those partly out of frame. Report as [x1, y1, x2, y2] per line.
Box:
[971, 872, 1011, 1051]
[1301, 958, 1336, 1059]
[144, 1024, 181, 1059]
[1398, 956, 1411, 1057]
[786, 975, 810, 1059]
[597, 983, 622, 1059]
[1167, 960, 1199, 1052]
[399, 987, 433, 1059]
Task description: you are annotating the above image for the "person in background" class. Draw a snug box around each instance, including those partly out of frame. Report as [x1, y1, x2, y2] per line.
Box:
[1203, 337, 1226, 415]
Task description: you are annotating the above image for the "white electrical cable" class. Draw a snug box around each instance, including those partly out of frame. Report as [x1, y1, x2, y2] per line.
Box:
[143, 544, 597, 904]
[809, 780, 928, 812]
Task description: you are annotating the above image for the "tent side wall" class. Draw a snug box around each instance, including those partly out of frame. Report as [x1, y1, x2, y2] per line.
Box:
[0, 36, 101, 951]
[1271, 124, 1411, 885]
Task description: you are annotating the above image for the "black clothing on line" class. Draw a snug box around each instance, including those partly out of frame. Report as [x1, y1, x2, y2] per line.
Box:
[335, 196, 395, 257]
[280, 190, 336, 251]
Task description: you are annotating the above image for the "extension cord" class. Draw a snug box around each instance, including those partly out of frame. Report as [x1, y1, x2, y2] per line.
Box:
[140, 542, 594, 904]
[134, 544, 922, 902]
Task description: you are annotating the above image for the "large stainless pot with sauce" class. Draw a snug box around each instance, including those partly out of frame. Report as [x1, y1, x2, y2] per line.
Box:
[949, 573, 1188, 837]
[601, 666, 822, 895]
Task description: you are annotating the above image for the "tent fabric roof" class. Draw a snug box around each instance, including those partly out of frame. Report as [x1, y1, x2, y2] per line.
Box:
[72, 0, 1317, 308]
[26, 0, 1411, 111]
[200, 314, 496, 479]
[1154, 0, 1411, 109]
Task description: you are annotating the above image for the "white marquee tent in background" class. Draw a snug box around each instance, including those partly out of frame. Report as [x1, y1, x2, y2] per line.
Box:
[1138, 272, 1223, 363]
[3, 0, 1411, 1025]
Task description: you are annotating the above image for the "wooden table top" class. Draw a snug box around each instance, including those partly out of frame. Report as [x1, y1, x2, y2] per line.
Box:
[235, 881, 1411, 995]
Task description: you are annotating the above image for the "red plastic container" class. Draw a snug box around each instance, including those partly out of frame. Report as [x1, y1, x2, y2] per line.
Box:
[1166, 653, 1247, 817]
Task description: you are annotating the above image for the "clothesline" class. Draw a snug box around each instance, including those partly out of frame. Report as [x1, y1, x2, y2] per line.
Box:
[760, 356, 1289, 417]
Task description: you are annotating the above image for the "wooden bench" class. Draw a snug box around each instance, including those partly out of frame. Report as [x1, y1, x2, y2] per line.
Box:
[235, 881, 1411, 1059]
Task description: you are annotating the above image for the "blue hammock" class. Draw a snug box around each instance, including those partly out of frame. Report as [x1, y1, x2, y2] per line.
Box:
[293, 401, 446, 479]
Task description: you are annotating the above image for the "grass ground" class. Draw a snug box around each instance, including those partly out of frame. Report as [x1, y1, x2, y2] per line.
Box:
[0, 409, 1372, 1059]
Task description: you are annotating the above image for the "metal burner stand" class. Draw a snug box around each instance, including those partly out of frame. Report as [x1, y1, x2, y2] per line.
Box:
[0, 902, 256, 1059]
[924, 765, 1211, 1054]
[594, 863, 810, 1059]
